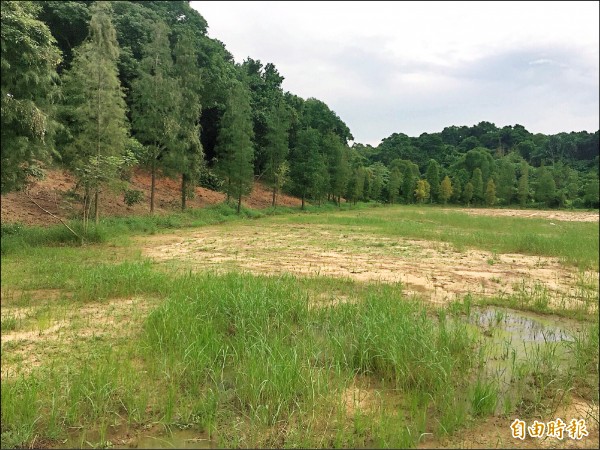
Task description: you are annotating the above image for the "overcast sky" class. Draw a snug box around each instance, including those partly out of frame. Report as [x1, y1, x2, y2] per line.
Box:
[190, 1, 599, 146]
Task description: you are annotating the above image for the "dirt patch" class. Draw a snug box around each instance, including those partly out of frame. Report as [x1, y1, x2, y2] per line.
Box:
[0, 168, 301, 227]
[419, 396, 599, 449]
[0, 296, 159, 380]
[447, 208, 599, 223]
[140, 223, 598, 307]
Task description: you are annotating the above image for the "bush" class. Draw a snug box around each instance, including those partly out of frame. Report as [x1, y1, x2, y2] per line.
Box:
[123, 189, 144, 206]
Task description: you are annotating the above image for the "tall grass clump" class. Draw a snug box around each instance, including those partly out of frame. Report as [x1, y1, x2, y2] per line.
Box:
[143, 273, 320, 426]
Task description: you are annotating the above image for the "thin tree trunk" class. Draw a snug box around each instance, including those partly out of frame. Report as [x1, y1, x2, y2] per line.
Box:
[94, 188, 99, 224]
[237, 193, 242, 214]
[150, 157, 156, 214]
[181, 173, 187, 211]
[301, 195, 305, 210]
[272, 187, 277, 207]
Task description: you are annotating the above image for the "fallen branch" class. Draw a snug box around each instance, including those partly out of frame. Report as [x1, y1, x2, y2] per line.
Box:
[25, 190, 83, 244]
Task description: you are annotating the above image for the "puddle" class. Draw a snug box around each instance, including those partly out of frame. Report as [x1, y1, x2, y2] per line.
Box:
[468, 306, 576, 342]
[56, 427, 215, 449]
[455, 307, 584, 415]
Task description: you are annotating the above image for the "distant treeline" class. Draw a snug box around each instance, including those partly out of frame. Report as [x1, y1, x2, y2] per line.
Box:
[2, 1, 598, 223]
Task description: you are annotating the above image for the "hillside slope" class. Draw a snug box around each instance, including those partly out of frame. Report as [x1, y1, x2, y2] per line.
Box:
[0, 168, 301, 227]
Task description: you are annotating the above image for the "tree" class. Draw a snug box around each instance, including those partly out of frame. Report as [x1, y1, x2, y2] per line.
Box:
[169, 30, 203, 210]
[439, 175, 453, 204]
[414, 179, 431, 203]
[425, 159, 441, 203]
[518, 162, 530, 207]
[215, 82, 255, 213]
[496, 157, 516, 205]
[471, 168, 484, 204]
[60, 2, 129, 228]
[387, 167, 401, 204]
[485, 178, 496, 206]
[330, 143, 351, 206]
[463, 182, 474, 206]
[535, 166, 556, 207]
[289, 127, 322, 209]
[583, 177, 599, 208]
[450, 175, 462, 204]
[264, 99, 290, 206]
[131, 20, 180, 213]
[1, 1, 61, 193]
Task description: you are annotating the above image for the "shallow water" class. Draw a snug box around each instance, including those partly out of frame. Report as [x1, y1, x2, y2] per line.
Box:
[468, 306, 576, 343]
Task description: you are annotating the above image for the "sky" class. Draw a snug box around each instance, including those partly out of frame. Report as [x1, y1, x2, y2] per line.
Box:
[190, 1, 599, 146]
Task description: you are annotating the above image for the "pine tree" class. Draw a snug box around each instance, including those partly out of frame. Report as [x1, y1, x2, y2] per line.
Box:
[471, 168, 484, 204]
[387, 168, 401, 204]
[170, 31, 203, 211]
[451, 175, 462, 204]
[518, 162, 530, 207]
[215, 82, 255, 213]
[425, 159, 440, 203]
[535, 166, 556, 207]
[289, 127, 321, 209]
[439, 175, 453, 204]
[496, 158, 516, 205]
[1, 1, 61, 193]
[485, 178, 496, 206]
[463, 182, 474, 206]
[264, 99, 290, 207]
[61, 2, 129, 229]
[132, 21, 180, 213]
[414, 179, 431, 203]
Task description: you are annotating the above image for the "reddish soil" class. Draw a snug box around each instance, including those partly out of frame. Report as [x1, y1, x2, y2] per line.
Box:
[0, 168, 301, 227]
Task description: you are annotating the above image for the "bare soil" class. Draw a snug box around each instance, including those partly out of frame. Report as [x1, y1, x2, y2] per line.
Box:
[0, 168, 301, 227]
[140, 222, 598, 307]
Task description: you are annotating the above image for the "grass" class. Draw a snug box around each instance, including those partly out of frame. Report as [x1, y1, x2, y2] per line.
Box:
[271, 206, 599, 271]
[1, 203, 598, 448]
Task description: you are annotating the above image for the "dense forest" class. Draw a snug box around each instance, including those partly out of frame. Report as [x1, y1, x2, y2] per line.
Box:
[2, 0, 599, 224]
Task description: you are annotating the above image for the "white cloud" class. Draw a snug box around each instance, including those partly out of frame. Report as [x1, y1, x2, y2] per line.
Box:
[191, 1, 599, 145]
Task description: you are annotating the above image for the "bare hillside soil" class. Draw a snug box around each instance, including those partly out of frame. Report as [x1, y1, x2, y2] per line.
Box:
[0, 168, 301, 227]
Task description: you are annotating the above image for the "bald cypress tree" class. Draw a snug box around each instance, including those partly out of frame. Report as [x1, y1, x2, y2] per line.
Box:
[170, 31, 203, 211]
[61, 2, 128, 229]
[215, 82, 255, 213]
[131, 21, 180, 213]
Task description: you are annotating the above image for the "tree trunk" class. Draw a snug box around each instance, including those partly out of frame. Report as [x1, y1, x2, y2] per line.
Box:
[181, 173, 187, 211]
[150, 158, 156, 214]
[94, 188, 99, 225]
[237, 193, 242, 214]
[272, 186, 276, 207]
[301, 195, 305, 210]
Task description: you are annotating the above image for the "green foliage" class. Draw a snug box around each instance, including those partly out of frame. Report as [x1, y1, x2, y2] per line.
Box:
[123, 188, 144, 206]
[131, 20, 180, 212]
[471, 168, 484, 204]
[463, 181, 474, 205]
[264, 98, 290, 206]
[485, 178, 496, 206]
[289, 127, 323, 208]
[439, 175, 453, 204]
[215, 82, 255, 212]
[535, 166, 556, 206]
[425, 159, 441, 202]
[59, 2, 130, 228]
[1, 1, 61, 193]
[167, 29, 204, 210]
[414, 179, 431, 203]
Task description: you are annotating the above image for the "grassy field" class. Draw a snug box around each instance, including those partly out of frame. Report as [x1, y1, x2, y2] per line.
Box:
[1, 204, 598, 448]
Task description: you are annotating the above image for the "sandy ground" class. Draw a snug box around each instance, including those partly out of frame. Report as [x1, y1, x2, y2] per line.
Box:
[140, 222, 598, 308]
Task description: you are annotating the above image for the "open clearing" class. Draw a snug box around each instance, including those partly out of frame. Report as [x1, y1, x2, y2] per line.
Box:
[141, 208, 599, 308]
[1, 205, 598, 449]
